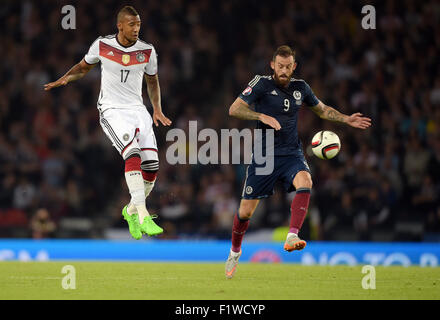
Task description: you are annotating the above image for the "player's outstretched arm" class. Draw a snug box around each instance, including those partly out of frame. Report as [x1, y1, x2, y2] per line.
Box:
[44, 59, 95, 91]
[229, 97, 281, 130]
[310, 100, 371, 129]
[145, 74, 172, 127]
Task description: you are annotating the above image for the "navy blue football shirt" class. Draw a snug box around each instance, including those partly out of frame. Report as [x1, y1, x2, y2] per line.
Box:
[239, 75, 319, 156]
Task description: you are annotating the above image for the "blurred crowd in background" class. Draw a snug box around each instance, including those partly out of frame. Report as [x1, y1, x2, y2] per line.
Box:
[0, 0, 439, 241]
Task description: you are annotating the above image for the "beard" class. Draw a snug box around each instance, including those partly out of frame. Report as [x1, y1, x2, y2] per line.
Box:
[273, 72, 292, 87]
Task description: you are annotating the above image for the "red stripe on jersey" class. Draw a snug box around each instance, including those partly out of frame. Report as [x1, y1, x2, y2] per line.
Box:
[99, 41, 152, 66]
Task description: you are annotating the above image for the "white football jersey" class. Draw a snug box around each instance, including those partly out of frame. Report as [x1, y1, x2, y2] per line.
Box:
[84, 34, 158, 111]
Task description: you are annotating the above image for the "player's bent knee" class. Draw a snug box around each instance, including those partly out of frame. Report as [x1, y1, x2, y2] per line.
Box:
[296, 180, 312, 190]
[238, 209, 253, 220]
[238, 205, 254, 219]
[293, 171, 313, 190]
[141, 160, 159, 173]
[123, 148, 141, 160]
[141, 160, 159, 182]
[301, 178, 313, 189]
[238, 200, 258, 220]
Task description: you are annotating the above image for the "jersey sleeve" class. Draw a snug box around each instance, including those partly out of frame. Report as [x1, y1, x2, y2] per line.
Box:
[84, 37, 101, 65]
[144, 47, 158, 76]
[238, 75, 265, 105]
[303, 81, 319, 107]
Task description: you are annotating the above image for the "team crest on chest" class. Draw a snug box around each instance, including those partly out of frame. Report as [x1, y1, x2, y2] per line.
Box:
[293, 90, 302, 105]
[122, 54, 130, 65]
[136, 52, 145, 63]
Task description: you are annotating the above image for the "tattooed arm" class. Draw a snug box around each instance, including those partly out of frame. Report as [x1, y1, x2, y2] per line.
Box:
[310, 100, 348, 123]
[310, 100, 371, 129]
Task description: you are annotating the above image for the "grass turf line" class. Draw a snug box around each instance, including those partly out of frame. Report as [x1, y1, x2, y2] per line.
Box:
[0, 261, 439, 300]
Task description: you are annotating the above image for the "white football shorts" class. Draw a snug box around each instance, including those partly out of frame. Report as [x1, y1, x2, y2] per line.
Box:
[99, 106, 158, 162]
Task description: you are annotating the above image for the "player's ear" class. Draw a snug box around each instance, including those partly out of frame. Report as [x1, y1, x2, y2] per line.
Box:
[293, 62, 297, 71]
[270, 60, 275, 71]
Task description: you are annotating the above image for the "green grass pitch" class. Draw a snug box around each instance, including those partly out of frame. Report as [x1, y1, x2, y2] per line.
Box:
[0, 261, 439, 300]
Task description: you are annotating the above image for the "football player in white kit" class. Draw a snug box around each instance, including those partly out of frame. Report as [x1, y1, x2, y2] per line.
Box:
[44, 6, 171, 239]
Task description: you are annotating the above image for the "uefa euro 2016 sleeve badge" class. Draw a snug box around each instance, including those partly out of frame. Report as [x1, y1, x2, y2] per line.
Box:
[122, 54, 130, 65]
[136, 52, 146, 63]
[242, 86, 252, 96]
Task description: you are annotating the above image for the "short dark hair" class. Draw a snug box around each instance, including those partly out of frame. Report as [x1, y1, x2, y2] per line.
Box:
[273, 45, 296, 61]
[117, 6, 139, 22]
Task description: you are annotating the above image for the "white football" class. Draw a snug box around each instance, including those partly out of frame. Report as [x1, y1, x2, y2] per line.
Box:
[311, 130, 341, 160]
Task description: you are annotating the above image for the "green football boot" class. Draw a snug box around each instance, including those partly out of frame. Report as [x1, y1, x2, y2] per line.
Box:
[140, 215, 163, 236]
[122, 205, 143, 240]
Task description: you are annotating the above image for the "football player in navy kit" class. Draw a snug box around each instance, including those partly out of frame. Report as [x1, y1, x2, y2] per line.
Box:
[225, 45, 371, 278]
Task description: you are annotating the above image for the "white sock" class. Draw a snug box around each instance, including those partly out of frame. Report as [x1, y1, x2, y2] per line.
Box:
[144, 180, 155, 198]
[287, 232, 298, 239]
[230, 249, 241, 256]
[127, 202, 137, 215]
[135, 203, 149, 224]
[125, 171, 150, 223]
[127, 201, 150, 223]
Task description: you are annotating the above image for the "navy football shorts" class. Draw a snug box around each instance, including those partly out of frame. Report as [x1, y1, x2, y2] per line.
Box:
[241, 153, 311, 199]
